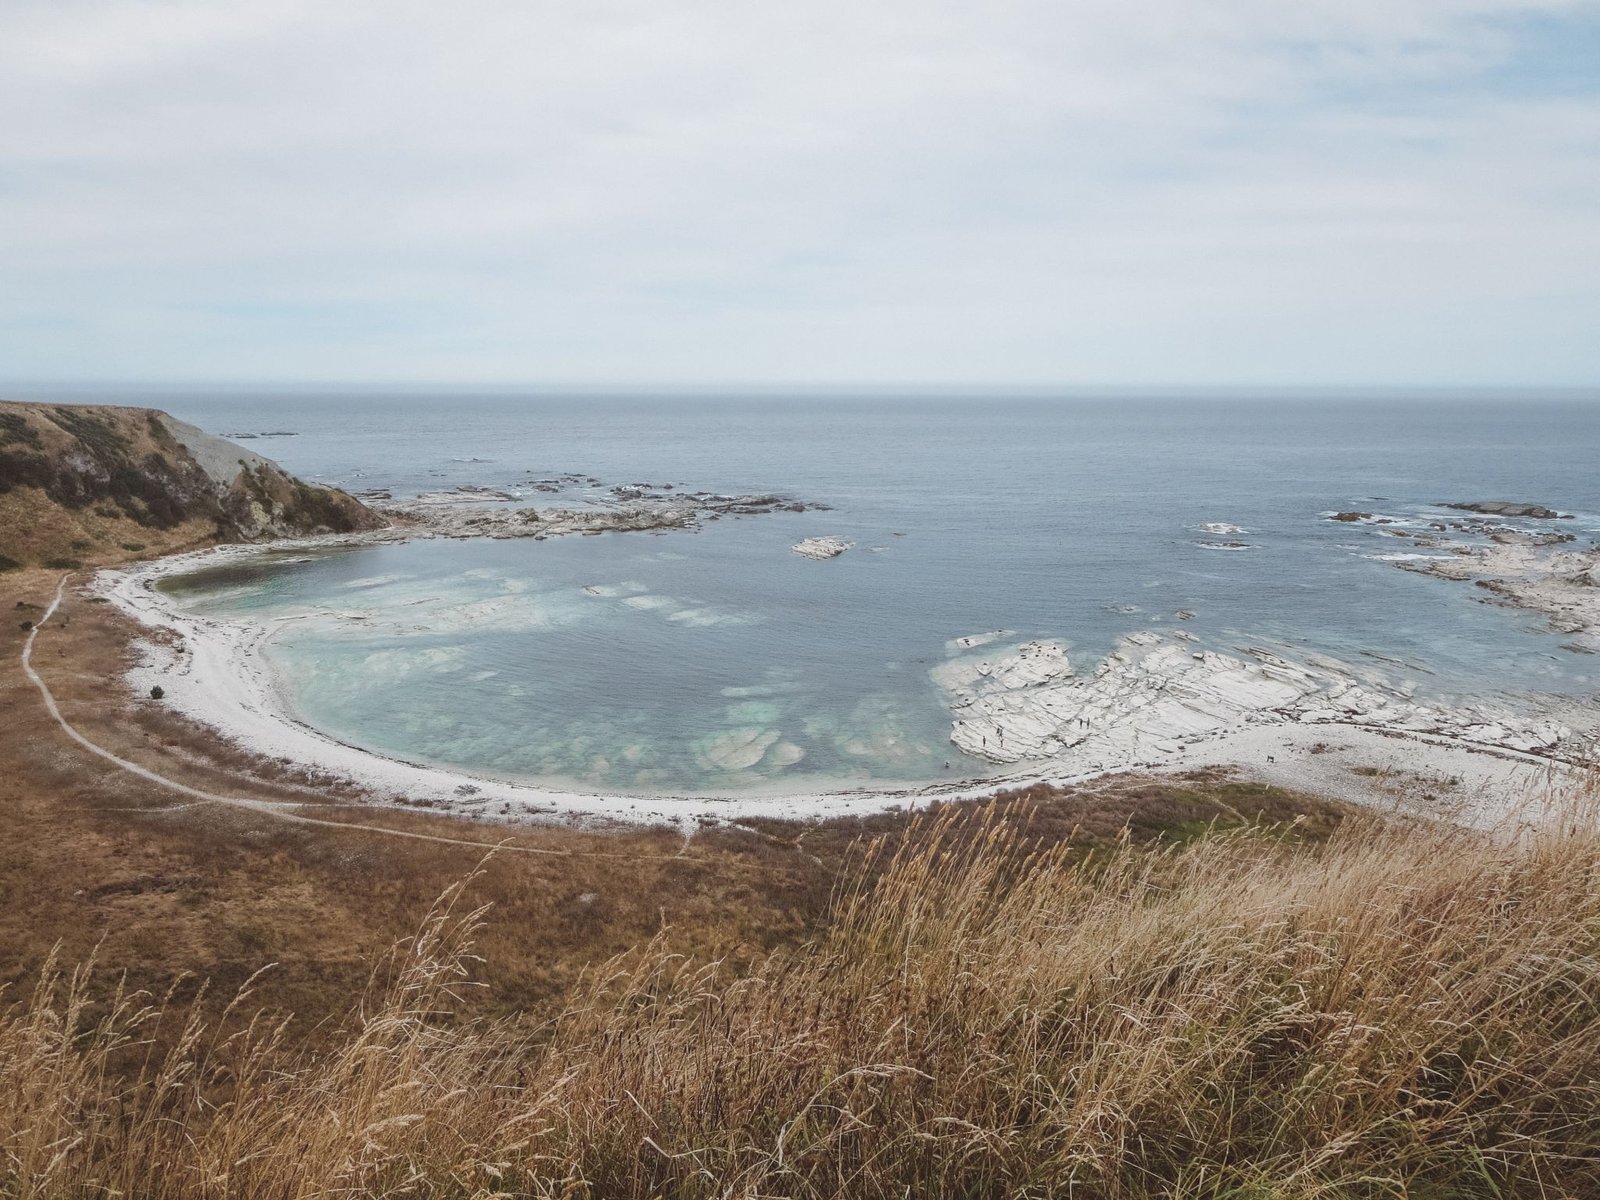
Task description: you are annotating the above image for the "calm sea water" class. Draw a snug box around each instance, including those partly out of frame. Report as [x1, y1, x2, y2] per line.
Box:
[85, 390, 1600, 795]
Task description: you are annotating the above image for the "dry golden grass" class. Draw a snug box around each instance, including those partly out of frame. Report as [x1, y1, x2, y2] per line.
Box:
[6, 792, 1599, 1199]
[0, 485, 219, 570]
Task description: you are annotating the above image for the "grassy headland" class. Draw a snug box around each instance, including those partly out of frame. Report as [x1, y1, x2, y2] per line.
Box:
[0, 401, 378, 570]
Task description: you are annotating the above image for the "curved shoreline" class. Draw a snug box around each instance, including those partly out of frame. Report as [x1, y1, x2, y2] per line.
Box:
[97, 542, 1023, 828]
[95, 535, 1598, 831]
[23, 576, 725, 859]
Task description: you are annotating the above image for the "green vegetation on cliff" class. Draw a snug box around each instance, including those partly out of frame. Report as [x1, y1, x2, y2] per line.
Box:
[0, 400, 381, 567]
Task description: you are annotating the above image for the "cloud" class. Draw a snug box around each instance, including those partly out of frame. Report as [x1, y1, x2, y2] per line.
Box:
[0, 0, 1596, 385]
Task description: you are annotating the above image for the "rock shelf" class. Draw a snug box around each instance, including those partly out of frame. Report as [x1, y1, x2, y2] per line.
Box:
[368, 483, 813, 542]
[1442, 500, 1567, 519]
[936, 632, 1576, 768]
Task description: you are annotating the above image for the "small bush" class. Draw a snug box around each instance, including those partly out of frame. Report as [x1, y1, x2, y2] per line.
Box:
[42, 558, 82, 570]
[19, 620, 32, 631]
[0, 554, 20, 573]
[120, 541, 147, 552]
[0, 410, 42, 447]
[149, 685, 165, 700]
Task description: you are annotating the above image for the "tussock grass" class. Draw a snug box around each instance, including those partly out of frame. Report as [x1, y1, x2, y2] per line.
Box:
[5, 794, 1600, 1198]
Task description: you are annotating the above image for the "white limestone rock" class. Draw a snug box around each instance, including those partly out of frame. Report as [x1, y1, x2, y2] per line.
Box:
[792, 536, 851, 560]
[936, 632, 1573, 768]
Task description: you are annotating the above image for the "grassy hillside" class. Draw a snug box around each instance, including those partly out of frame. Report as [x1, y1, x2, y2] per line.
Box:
[0, 400, 380, 570]
[4, 793, 1598, 1198]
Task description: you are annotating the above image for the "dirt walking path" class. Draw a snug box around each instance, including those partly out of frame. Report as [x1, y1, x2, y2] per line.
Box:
[21, 576, 697, 862]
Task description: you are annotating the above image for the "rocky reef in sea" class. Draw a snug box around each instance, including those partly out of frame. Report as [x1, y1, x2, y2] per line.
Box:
[362, 482, 819, 543]
[1330, 499, 1600, 655]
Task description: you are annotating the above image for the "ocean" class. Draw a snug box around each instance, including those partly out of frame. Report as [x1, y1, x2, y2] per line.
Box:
[83, 389, 1600, 796]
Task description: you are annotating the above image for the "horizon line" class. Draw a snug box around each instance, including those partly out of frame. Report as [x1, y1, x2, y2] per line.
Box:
[5, 380, 1600, 399]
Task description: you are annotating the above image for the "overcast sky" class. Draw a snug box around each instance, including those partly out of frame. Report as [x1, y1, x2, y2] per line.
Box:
[2, 1, 1598, 387]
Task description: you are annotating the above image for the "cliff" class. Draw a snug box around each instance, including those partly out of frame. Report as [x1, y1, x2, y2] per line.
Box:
[0, 401, 383, 570]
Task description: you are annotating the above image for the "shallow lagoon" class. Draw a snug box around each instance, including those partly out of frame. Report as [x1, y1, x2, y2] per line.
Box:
[152, 393, 1600, 795]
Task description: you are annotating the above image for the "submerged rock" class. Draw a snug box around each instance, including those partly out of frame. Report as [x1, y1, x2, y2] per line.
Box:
[413, 485, 520, 504]
[947, 629, 1014, 652]
[696, 727, 782, 772]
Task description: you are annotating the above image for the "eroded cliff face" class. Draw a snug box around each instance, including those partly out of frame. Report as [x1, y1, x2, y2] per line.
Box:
[0, 402, 382, 569]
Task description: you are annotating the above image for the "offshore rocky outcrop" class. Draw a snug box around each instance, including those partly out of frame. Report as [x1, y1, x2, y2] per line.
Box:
[792, 535, 851, 560]
[1441, 500, 1567, 519]
[0, 401, 381, 569]
[1334, 501, 1600, 653]
[374, 487, 815, 542]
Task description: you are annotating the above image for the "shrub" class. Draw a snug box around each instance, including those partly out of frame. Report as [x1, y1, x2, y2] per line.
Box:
[42, 558, 82, 570]
[0, 410, 42, 447]
[149, 685, 164, 700]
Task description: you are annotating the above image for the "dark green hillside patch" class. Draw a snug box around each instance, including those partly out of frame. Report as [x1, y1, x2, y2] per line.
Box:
[0, 411, 42, 448]
[0, 447, 55, 493]
[47, 405, 133, 460]
[289, 478, 368, 532]
[224, 461, 375, 535]
[146, 410, 178, 447]
[0, 408, 220, 530]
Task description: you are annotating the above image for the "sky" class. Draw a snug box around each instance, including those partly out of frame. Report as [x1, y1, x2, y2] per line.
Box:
[2, 0, 1598, 388]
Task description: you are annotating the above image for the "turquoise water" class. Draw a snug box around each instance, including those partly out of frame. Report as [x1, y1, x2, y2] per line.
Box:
[135, 391, 1599, 795]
